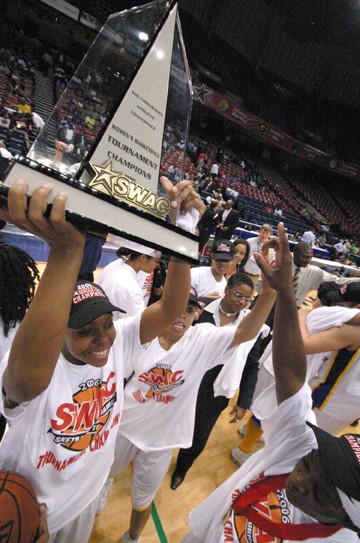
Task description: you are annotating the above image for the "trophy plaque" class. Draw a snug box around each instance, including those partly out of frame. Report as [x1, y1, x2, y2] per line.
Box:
[3, 0, 198, 262]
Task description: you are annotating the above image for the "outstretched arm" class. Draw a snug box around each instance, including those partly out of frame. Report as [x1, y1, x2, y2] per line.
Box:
[255, 223, 306, 404]
[2, 180, 85, 404]
[139, 177, 205, 344]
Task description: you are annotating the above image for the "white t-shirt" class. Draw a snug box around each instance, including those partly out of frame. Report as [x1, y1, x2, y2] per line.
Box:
[118, 323, 236, 451]
[137, 270, 154, 307]
[306, 306, 360, 382]
[244, 237, 274, 276]
[262, 306, 359, 380]
[203, 299, 269, 398]
[184, 384, 356, 542]
[302, 231, 316, 245]
[97, 259, 145, 318]
[307, 307, 360, 423]
[190, 267, 227, 298]
[0, 316, 142, 534]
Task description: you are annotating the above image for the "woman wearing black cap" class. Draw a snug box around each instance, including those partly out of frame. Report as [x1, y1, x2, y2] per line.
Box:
[182, 224, 360, 543]
[0, 177, 203, 543]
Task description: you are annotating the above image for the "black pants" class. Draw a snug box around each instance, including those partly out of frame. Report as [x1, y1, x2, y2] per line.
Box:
[174, 366, 229, 474]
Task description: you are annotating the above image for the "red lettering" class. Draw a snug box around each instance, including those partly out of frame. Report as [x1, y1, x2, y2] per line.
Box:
[171, 370, 183, 383]
[104, 371, 116, 396]
[223, 520, 234, 542]
[138, 373, 150, 384]
[73, 400, 100, 432]
[51, 404, 76, 431]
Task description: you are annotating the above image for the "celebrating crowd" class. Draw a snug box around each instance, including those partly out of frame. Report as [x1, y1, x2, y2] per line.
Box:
[1, 176, 360, 543]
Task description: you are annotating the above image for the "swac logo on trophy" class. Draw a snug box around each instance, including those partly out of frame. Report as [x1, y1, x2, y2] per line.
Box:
[87, 160, 170, 219]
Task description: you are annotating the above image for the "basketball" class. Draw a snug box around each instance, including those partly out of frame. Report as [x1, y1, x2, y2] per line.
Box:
[0, 470, 39, 543]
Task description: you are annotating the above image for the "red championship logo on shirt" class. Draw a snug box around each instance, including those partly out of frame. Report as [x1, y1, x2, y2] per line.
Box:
[231, 489, 290, 543]
[133, 364, 185, 404]
[48, 372, 117, 451]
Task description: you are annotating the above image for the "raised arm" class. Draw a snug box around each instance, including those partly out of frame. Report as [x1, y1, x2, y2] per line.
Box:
[139, 177, 205, 344]
[2, 180, 85, 404]
[255, 223, 306, 404]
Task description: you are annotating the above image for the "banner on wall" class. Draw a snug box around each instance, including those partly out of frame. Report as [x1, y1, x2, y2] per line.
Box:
[193, 83, 360, 181]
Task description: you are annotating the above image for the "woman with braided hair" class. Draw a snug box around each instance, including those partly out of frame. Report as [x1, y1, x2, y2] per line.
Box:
[0, 241, 39, 360]
[0, 241, 39, 440]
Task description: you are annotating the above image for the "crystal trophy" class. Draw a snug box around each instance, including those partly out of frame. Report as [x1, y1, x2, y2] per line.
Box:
[2, 0, 198, 262]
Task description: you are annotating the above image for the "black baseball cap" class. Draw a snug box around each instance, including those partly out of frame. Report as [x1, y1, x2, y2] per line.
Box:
[211, 240, 235, 261]
[188, 286, 202, 308]
[307, 422, 360, 503]
[68, 281, 125, 329]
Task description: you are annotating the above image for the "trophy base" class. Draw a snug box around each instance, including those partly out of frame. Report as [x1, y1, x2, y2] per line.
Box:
[3, 159, 199, 264]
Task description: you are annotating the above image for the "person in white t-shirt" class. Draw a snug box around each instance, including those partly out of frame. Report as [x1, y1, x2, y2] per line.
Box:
[190, 239, 235, 300]
[233, 281, 360, 465]
[111, 279, 276, 543]
[0, 177, 204, 543]
[182, 223, 360, 543]
[97, 235, 161, 317]
[244, 224, 273, 287]
[301, 227, 316, 246]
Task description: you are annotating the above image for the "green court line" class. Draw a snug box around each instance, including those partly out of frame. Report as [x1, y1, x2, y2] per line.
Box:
[151, 501, 168, 543]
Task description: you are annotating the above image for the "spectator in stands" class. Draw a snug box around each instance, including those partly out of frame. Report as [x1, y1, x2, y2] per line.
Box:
[210, 161, 219, 177]
[244, 224, 273, 288]
[0, 141, 13, 160]
[197, 150, 207, 172]
[54, 65, 67, 90]
[290, 231, 300, 242]
[167, 164, 176, 183]
[333, 239, 346, 256]
[191, 240, 235, 301]
[0, 141, 13, 177]
[14, 96, 31, 115]
[55, 116, 79, 164]
[291, 241, 358, 307]
[10, 113, 30, 149]
[196, 200, 221, 252]
[249, 177, 257, 188]
[0, 111, 11, 129]
[273, 206, 283, 218]
[84, 112, 96, 130]
[40, 50, 53, 77]
[229, 238, 250, 276]
[213, 199, 240, 241]
[350, 242, 359, 257]
[315, 233, 327, 248]
[301, 227, 316, 245]
[31, 111, 45, 132]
